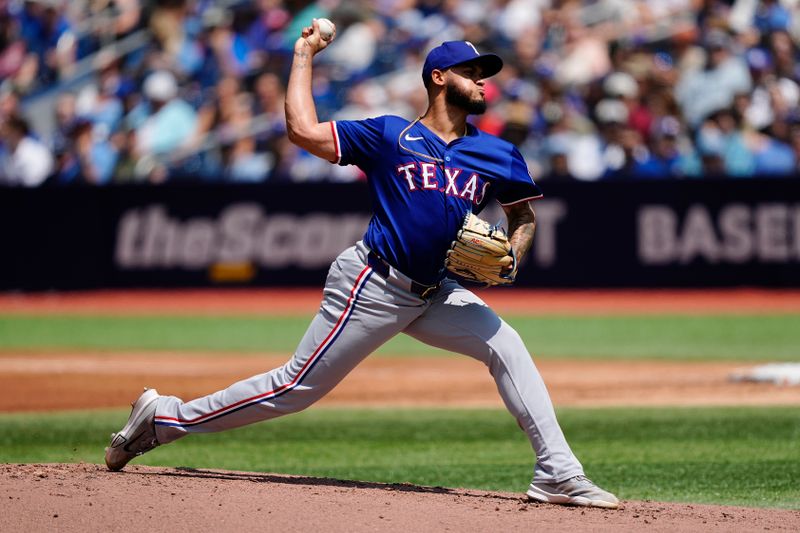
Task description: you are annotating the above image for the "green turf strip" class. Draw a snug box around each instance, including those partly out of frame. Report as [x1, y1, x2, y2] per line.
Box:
[1, 314, 799, 360]
[1, 407, 797, 509]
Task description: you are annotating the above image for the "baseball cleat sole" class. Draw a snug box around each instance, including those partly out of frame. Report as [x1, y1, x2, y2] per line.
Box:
[527, 475, 619, 509]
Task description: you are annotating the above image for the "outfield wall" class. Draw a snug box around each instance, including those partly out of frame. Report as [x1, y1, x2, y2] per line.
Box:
[2, 179, 799, 290]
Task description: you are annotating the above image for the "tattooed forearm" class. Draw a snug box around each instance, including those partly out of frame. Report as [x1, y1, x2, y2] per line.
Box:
[504, 202, 536, 267]
[293, 50, 311, 69]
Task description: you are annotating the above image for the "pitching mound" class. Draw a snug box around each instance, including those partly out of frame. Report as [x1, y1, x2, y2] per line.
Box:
[2, 464, 797, 532]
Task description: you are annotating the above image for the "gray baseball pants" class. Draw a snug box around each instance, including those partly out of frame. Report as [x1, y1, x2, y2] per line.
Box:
[154, 241, 584, 483]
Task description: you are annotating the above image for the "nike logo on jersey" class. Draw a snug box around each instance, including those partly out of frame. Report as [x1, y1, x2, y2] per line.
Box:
[404, 134, 424, 141]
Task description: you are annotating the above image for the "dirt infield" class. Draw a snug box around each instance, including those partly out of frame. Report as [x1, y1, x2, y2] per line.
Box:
[2, 288, 798, 412]
[2, 463, 798, 532]
[2, 289, 799, 530]
[1, 352, 798, 412]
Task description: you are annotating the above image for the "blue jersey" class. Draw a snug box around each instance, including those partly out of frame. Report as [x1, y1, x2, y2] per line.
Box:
[332, 115, 542, 285]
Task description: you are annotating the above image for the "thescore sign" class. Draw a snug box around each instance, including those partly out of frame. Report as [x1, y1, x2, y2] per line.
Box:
[115, 200, 572, 272]
[639, 203, 800, 265]
[115, 204, 370, 270]
[114, 200, 800, 274]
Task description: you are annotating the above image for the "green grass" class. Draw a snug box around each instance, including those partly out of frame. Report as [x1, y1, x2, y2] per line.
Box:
[0, 314, 799, 360]
[1, 406, 798, 508]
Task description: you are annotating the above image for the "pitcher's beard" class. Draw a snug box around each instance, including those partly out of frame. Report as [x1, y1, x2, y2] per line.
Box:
[445, 81, 487, 115]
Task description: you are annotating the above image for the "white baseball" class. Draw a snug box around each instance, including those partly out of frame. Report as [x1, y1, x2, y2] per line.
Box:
[317, 18, 335, 41]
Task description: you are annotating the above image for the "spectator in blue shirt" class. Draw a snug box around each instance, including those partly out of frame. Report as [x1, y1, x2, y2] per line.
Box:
[55, 117, 118, 185]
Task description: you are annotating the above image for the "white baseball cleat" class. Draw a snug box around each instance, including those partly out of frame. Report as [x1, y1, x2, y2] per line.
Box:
[105, 388, 160, 471]
[527, 475, 620, 509]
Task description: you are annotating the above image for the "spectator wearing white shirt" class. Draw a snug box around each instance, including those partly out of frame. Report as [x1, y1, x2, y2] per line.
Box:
[0, 114, 54, 186]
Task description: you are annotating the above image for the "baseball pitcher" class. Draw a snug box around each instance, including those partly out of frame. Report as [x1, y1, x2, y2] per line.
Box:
[105, 19, 619, 509]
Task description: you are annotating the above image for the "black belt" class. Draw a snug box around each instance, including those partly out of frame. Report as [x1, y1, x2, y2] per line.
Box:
[367, 251, 440, 299]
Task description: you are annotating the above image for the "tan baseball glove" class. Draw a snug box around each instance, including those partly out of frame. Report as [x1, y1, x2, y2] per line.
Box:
[445, 212, 518, 286]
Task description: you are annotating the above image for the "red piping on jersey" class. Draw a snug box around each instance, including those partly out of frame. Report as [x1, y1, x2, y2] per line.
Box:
[330, 121, 341, 164]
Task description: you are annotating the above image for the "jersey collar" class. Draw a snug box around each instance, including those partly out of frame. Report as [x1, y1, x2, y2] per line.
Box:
[398, 118, 479, 163]
[414, 118, 479, 146]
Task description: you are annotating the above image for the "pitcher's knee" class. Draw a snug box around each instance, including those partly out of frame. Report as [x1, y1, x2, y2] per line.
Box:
[491, 322, 529, 358]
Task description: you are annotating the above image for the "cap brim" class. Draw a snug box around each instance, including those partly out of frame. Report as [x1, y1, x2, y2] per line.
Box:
[452, 53, 504, 78]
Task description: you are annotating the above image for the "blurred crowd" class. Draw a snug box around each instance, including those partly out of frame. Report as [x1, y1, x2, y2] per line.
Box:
[3, 0, 800, 186]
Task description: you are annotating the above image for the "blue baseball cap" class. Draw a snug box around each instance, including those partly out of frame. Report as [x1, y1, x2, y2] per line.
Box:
[422, 41, 503, 84]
